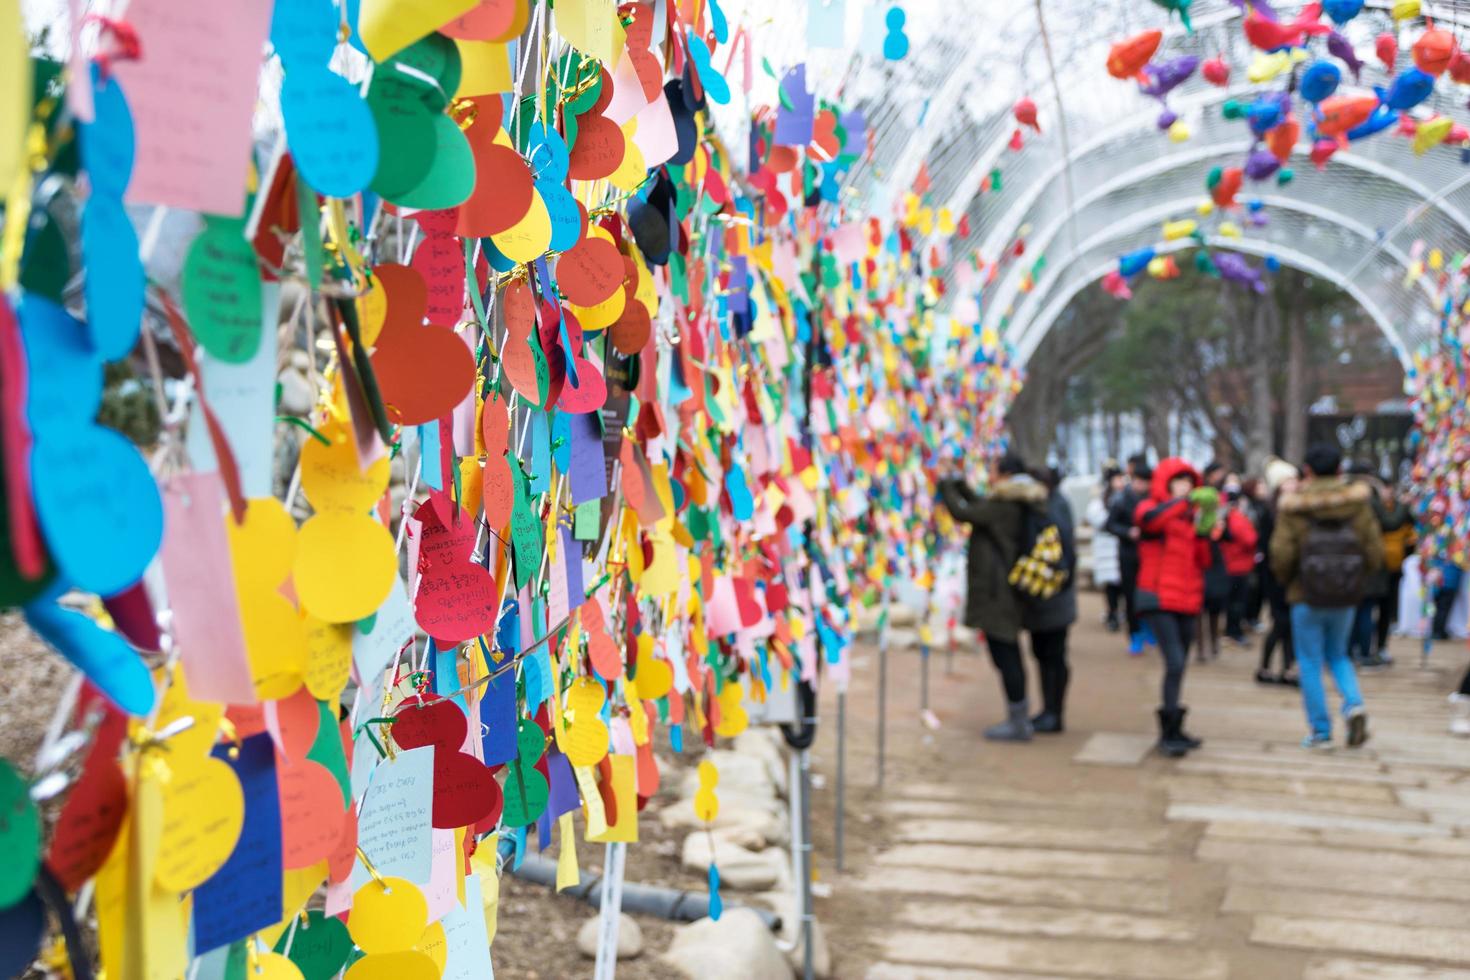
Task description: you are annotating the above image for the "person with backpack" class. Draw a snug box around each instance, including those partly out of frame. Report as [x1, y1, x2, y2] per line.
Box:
[1107, 457, 1154, 655]
[1269, 443, 1384, 750]
[1024, 467, 1078, 733]
[1134, 458, 1216, 757]
[938, 452, 1051, 741]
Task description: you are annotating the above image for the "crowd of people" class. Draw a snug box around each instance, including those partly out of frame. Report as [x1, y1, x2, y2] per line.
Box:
[940, 442, 1470, 755]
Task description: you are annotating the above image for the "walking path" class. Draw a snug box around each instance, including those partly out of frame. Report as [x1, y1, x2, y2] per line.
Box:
[813, 593, 1470, 980]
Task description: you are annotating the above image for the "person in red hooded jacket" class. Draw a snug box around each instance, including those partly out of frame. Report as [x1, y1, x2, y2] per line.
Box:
[1134, 458, 1221, 757]
[1220, 487, 1260, 645]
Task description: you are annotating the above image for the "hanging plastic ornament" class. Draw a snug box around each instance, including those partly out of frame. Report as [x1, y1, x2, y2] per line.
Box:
[1377, 32, 1399, 72]
[1413, 28, 1458, 75]
[1013, 96, 1040, 131]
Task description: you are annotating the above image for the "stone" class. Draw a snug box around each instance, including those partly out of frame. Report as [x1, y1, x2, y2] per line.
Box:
[663, 908, 794, 980]
[854, 868, 1171, 913]
[1223, 883, 1469, 929]
[732, 728, 789, 796]
[895, 900, 1198, 942]
[1073, 732, 1157, 767]
[276, 367, 314, 417]
[754, 888, 832, 979]
[681, 832, 787, 891]
[875, 930, 1228, 980]
[575, 913, 643, 960]
[657, 795, 790, 847]
[896, 819, 1167, 853]
[1167, 802, 1451, 839]
[1304, 958, 1470, 980]
[1251, 915, 1470, 965]
[873, 844, 1170, 882]
[676, 749, 782, 801]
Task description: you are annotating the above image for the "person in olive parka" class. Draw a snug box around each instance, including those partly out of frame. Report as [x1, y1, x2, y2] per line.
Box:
[938, 452, 1050, 741]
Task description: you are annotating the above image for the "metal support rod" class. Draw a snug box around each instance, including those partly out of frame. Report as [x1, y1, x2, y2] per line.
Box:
[876, 586, 891, 789]
[835, 690, 846, 872]
[593, 842, 626, 980]
[920, 642, 930, 713]
[798, 747, 815, 980]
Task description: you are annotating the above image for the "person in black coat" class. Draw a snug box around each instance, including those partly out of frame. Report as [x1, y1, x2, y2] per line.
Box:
[1023, 467, 1078, 732]
[937, 453, 1050, 741]
[1106, 457, 1153, 654]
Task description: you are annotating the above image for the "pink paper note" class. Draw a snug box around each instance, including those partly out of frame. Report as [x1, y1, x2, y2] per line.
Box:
[705, 576, 742, 637]
[425, 827, 458, 922]
[66, 0, 93, 122]
[159, 472, 256, 703]
[114, 0, 274, 216]
[632, 91, 678, 169]
[605, 46, 651, 126]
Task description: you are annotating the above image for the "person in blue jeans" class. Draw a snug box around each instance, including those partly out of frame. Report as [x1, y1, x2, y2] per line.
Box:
[1269, 444, 1384, 750]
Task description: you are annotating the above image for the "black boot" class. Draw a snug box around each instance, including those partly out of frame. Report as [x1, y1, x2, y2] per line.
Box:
[1156, 708, 1191, 758]
[1174, 706, 1203, 750]
[1030, 711, 1064, 733]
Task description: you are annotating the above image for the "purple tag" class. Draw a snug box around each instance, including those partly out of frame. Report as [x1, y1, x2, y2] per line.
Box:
[727, 256, 749, 315]
[568, 410, 608, 504]
[546, 746, 581, 818]
[562, 527, 585, 610]
[774, 65, 814, 146]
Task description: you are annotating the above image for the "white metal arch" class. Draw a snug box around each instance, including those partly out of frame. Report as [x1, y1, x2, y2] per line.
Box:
[1013, 235, 1413, 372]
[1007, 202, 1417, 370]
[990, 154, 1444, 357]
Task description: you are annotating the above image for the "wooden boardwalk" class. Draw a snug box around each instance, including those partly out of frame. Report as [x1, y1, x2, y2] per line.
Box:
[814, 593, 1470, 980]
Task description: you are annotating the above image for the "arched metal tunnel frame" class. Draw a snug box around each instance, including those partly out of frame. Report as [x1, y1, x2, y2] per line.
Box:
[810, 0, 1470, 375]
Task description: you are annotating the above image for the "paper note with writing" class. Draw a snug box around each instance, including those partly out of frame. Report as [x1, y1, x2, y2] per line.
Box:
[353, 575, 414, 684]
[424, 827, 459, 922]
[114, 0, 274, 215]
[159, 472, 256, 704]
[192, 735, 283, 953]
[442, 874, 493, 979]
[185, 282, 279, 496]
[351, 746, 434, 890]
[557, 0, 625, 67]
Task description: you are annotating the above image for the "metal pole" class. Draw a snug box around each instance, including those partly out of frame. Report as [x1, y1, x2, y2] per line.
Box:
[946, 615, 956, 675]
[798, 747, 815, 980]
[593, 842, 626, 980]
[876, 585, 891, 789]
[835, 689, 846, 871]
[920, 641, 930, 713]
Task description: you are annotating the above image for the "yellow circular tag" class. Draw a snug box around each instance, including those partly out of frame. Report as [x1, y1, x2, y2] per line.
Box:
[490, 191, 552, 263]
[294, 513, 396, 624]
[414, 921, 447, 973]
[303, 614, 354, 702]
[345, 951, 439, 980]
[240, 590, 308, 700]
[155, 755, 245, 892]
[347, 878, 428, 954]
[227, 497, 298, 592]
[300, 423, 389, 515]
[252, 952, 306, 980]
